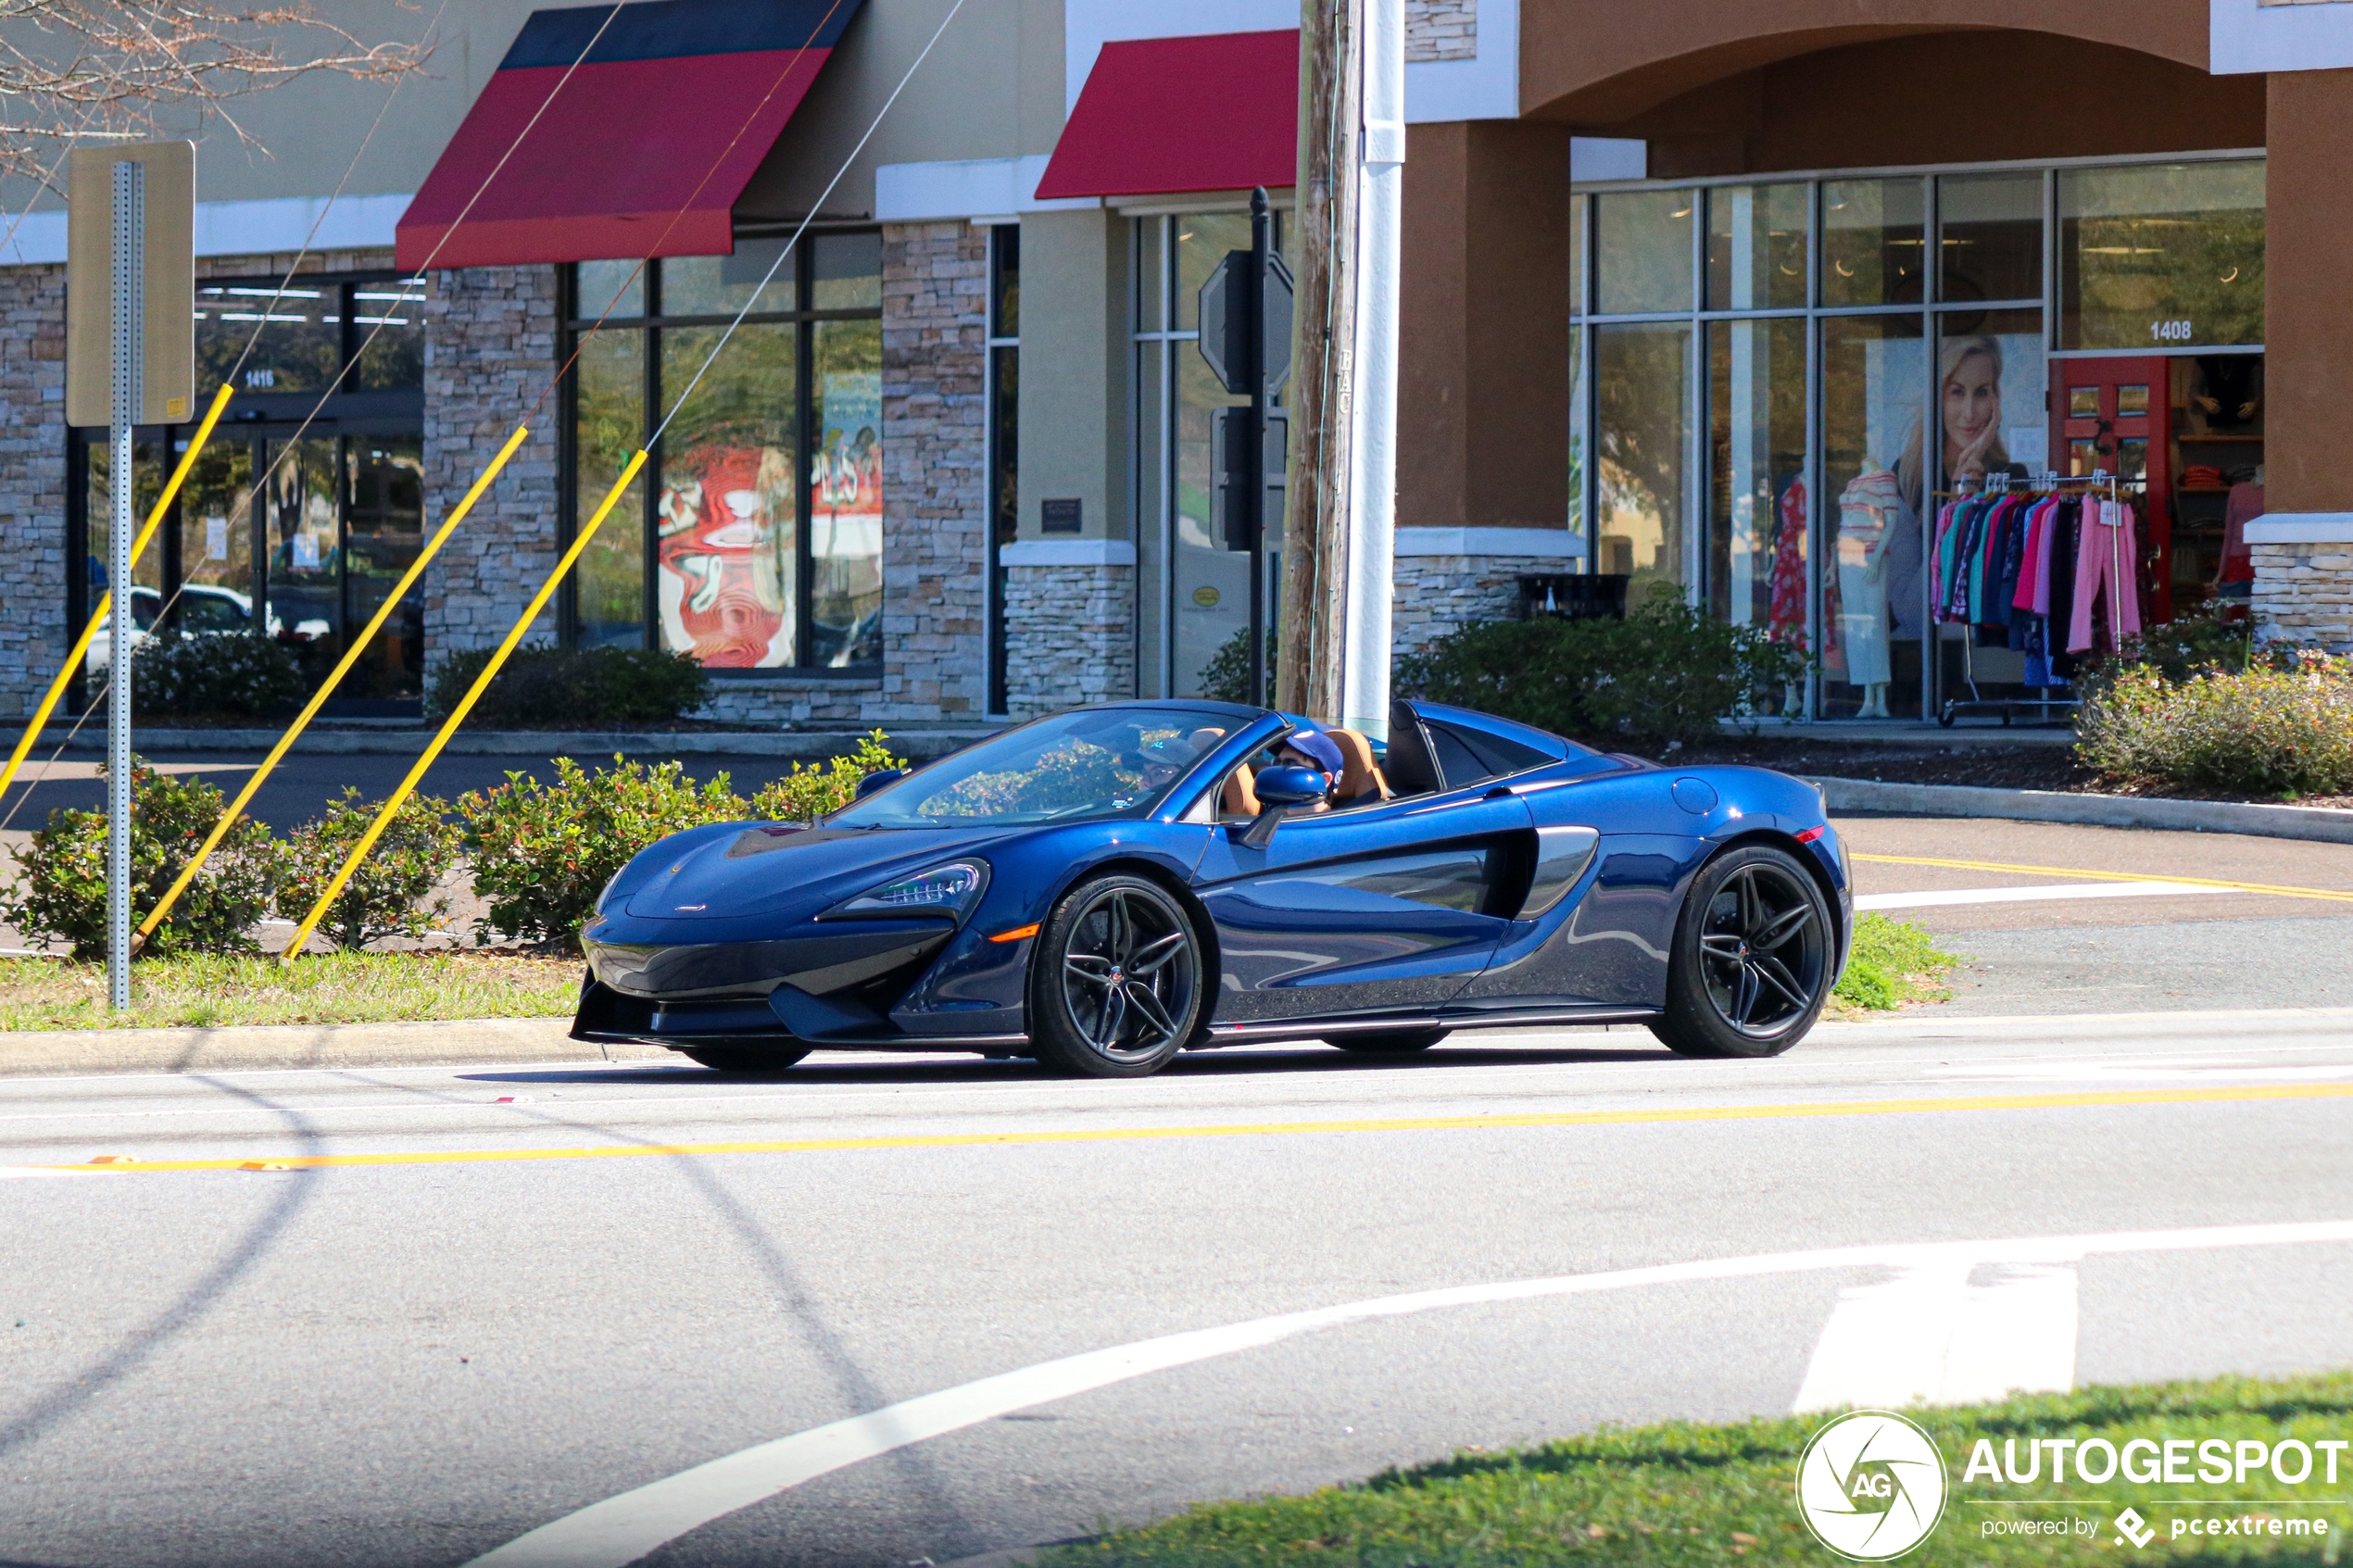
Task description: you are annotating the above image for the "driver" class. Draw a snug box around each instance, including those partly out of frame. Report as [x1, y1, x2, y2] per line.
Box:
[1273, 728, 1345, 813]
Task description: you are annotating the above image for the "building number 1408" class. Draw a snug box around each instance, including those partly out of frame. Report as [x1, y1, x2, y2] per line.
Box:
[2149, 319, 2195, 343]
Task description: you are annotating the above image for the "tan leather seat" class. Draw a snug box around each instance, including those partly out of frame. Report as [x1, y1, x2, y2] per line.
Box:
[1326, 727, 1390, 805]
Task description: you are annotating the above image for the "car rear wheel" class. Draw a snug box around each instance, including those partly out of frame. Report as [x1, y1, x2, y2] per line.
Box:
[1331, 1027, 1451, 1055]
[679, 1045, 812, 1074]
[1030, 873, 1203, 1078]
[1650, 845, 1832, 1060]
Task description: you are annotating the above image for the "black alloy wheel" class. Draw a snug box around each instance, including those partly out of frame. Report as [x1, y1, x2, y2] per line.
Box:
[1652, 845, 1832, 1059]
[1030, 873, 1203, 1077]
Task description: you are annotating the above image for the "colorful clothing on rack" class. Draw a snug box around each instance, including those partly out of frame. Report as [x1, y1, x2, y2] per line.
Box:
[1769, 475, 1808, 641]
[2068, 496, 2144, 654]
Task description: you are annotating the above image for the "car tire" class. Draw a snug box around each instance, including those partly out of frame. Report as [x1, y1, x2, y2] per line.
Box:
[1650, 844, 1834, 1060]
[1331, 1027, 1451, 1055]
[680, 1045, 812, 1073]
[1029, 872, 1204, 1078]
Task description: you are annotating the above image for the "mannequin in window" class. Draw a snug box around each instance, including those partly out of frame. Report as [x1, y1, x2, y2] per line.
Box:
[1836, 465, 1900, 715]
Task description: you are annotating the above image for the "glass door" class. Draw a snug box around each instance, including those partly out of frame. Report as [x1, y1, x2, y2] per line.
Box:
[264, 435, 342, 649]
[343, 438, 426, 698]
[2052, 356, 2171, 623]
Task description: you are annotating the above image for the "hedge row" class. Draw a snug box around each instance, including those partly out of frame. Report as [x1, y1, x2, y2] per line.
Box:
[2, 734, 903, 960]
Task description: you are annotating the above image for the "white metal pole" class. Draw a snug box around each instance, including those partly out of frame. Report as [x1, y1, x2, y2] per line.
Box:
[108, 160, 142, 1010]
[1340, 0, 1403, 740]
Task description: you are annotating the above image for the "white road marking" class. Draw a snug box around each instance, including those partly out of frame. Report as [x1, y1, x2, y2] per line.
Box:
[1792, 1260, 2076, 1411]
[462, 1218, 2353, 1568]
[1854, 882, 2249, 911]
[1933, 1060, 2353, 1085]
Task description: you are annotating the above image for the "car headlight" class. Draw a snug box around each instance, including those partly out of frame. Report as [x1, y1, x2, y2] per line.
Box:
[824, 860, 989, 921]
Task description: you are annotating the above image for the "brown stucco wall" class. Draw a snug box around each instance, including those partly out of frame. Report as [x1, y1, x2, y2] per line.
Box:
[1520, 0, 2209, 122]
[2261, 69, 2353, 516]
[1609, 32, 2263, 179]
[1399, 120, 1572, 531]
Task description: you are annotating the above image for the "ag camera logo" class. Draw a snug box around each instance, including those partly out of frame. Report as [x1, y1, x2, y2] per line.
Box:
[1797, 1411, 1949, 1560]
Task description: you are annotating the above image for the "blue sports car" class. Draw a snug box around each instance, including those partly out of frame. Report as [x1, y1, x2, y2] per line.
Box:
[573, 699, 1853, 1076]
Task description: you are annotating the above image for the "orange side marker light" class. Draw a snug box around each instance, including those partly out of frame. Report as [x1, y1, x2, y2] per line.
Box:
[988, 922, 1041, 944]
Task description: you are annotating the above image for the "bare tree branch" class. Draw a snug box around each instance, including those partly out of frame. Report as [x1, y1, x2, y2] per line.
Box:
[0, 0, 423, 188]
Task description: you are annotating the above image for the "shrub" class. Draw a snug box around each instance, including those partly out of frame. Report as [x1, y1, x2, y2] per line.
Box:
[748, 731, 908, 823]
[456, 755, 745, 947]
[2, 759, 280, 959]
[2076, 654, 2353, 798]
[276, 788, 464, 950]
[1199, 628, 1277, 705]
[426, 645, 712, 728]
[132, 633, 308, 718]
[1394, 602, 1810, 748]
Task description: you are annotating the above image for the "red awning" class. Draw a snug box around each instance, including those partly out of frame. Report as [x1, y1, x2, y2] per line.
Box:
[396, 0, 862, 271]
[1034, 31, 1299, 202]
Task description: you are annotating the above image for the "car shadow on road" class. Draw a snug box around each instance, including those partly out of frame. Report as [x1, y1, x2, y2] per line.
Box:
[458, 1042, 1682, 1087]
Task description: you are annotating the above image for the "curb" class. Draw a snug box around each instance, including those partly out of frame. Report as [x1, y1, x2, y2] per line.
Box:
[30, 727, 998, 760]
[1812, 775, 2353, 845]
[0, 1016, 673, 1078]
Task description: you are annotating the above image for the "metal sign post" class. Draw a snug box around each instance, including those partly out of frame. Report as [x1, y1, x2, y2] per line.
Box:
[69, 140, 193, 1009]
[107, 160, 143, 1010]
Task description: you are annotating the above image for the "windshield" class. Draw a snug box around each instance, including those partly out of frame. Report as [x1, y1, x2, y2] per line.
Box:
[831, 707, 1246, 827]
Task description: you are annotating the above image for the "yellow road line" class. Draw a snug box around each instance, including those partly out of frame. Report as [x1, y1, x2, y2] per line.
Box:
[41, 1081, 2353, 1176]
[1851, 853, 2353, 906]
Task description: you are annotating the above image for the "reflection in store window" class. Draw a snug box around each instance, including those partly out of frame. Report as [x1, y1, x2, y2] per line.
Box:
[1595, 189, 1694, 315]
[1821, 179, 1925, 308]
[1705, 184, 1808, 311]
[658, 323, 798, 669]
[1938, 173, 2044, 305]
[1596, 321, 1688, 593]
[1706, 319, 1806, 662]
[2058, 160, 2264, 349]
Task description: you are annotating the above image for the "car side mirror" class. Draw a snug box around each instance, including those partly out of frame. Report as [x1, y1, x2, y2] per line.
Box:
[1241, 764, 1325, 848]
[854, 768, 903, 800]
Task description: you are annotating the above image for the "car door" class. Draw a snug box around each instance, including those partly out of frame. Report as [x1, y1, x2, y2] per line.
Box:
[1191, 784, 1533, 1024]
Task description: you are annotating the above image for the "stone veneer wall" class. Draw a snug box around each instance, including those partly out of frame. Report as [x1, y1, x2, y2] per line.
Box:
[420, 265, 564, 674]
[1406, 0, 1478, 62]
[0, 265, 68, 721]
[2252, 537, 2353, 652]
[873, 220, 988, 722]
[1390, 551, 1561, 659]
[1004, 563, 1136, 717]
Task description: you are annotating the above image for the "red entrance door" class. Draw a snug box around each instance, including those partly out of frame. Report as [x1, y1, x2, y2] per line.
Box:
[2051, 356, 2173, 625]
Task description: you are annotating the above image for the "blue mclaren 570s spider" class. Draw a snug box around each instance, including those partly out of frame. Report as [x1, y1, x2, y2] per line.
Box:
[572, 698, 1853, 1076]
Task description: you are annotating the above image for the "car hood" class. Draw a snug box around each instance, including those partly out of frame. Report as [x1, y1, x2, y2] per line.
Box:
[622, 822, 1017, 922]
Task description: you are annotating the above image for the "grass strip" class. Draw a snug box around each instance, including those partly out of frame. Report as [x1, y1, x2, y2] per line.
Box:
[1043, 1374, 2353, 1564]
[0, 951, 581, 1031]
[1832, 912, 1960, 1014]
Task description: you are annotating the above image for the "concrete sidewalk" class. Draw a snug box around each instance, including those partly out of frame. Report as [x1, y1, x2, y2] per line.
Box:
[0, 1016, 670, 1078]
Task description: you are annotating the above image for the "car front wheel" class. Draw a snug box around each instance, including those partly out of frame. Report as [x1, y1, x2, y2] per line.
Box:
[1651, 845, 1833, 1059]
[1030, 873, 1203, 1077]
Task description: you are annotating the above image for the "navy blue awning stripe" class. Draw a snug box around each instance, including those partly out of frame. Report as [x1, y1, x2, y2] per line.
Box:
[500, 0, 860, 68]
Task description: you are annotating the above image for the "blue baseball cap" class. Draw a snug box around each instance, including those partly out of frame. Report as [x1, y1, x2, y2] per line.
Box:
[1280, 728, 1344, 777]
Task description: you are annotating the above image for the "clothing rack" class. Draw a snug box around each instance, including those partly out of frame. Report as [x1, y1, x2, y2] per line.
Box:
[1931, 469, 2122, 729]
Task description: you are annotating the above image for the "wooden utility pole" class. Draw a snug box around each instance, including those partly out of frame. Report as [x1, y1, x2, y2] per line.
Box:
[1277, 0, 1362, 718]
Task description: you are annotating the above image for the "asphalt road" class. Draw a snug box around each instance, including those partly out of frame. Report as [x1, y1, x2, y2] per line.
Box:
[6, 1008, 2353, 1567]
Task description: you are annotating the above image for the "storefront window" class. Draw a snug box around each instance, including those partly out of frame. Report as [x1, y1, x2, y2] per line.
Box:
[194, 274, 426, 397]
[1595, 321, 1688, 591]
[1566, 323, 1586, 550]
[1135, 210, 1295, 700]
[1706, 319, 1806, 642]
[1595, 189, 1693, 315]
[573, 327, 647, 650]
[1939, 173, 2043, 306]
[1705, 184, 1807, 312]
[564, 231, 883, 671]
[1819, 314, 1925, 718]
[987, 225, 1020, 716]
[2058, 159, 2264, 349]
[1821, 179, 1925, 308]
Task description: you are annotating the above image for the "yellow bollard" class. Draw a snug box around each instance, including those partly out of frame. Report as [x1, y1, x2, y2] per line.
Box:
[282, 448, 648, 960]
[0, 383, 236, 804]
[138, 424, 532, 945]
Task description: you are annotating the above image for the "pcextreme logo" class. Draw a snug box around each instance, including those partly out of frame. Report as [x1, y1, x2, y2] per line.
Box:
[1796, 1411, 1950, 1560]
